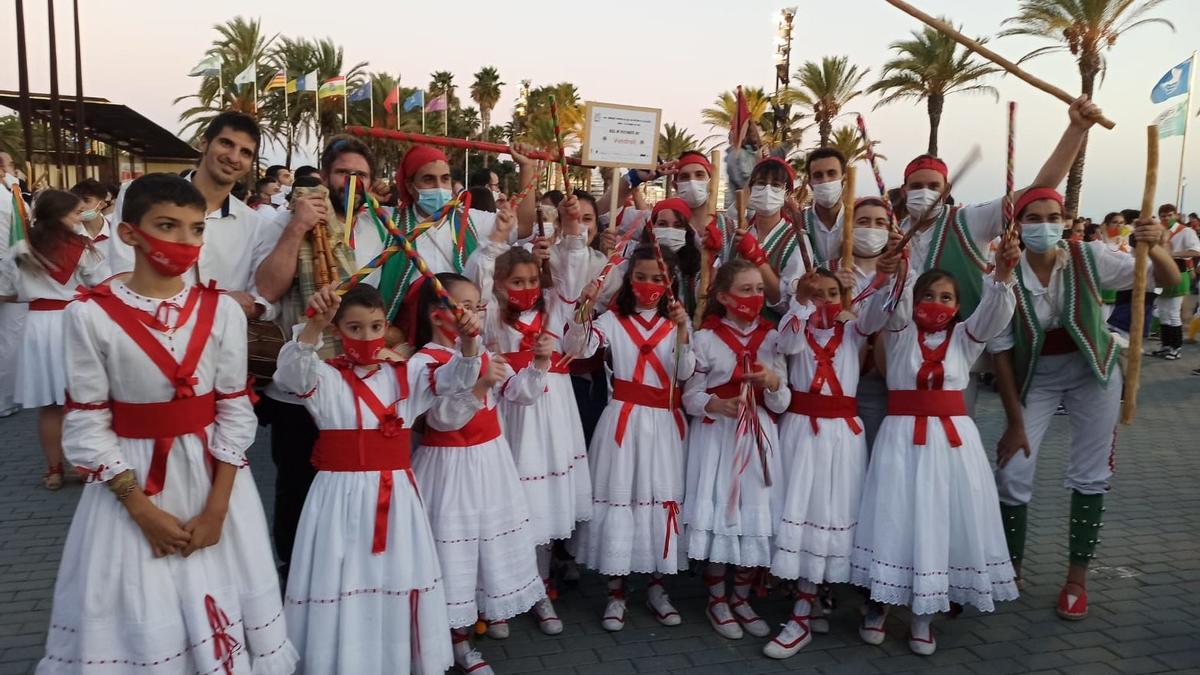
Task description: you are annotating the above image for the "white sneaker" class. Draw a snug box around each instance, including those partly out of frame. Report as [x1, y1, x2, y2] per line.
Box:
[646, 587, 682, 627]
[859, 605, 888, 645]
[485, 620, 509, 640]
[762, 616, 812, 659]
[908, 623, 937, 656]
[0, 405, 20, 418]
[456, 647, 495, 674]
[706, 598, 744, 639]
[533, 598, 563, 635]
[730, 596, 770, 638]
[601, 596, 626, 631]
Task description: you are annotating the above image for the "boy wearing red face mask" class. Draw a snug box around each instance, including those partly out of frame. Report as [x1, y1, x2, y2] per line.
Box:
[850, 233, 1021, 656]
[274, 282, 482, 674]
[464, 194, 594, 635]
[564, 245, 695, 632]
[39, 174, 296, 674]
[682, 259, 790, 641]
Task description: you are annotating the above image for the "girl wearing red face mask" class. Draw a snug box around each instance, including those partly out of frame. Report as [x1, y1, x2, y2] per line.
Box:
[681, 259, 790, 641]
[464, 198, 594, 636]
[563, 245, 694, 632]
[850, 234, 1021, 657]
[274, 283, 483, 674]
[763, 269, 868, 659]
[0, 189, 105, 490]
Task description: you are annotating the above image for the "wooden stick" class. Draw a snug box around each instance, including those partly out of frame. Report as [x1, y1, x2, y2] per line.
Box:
[1121, 125, 1159, 424]
[884, 0, 1115, 130]
[1005, 102, 1017, 234]
[694, 149, 721, 328]
[840, 166, 856, 270]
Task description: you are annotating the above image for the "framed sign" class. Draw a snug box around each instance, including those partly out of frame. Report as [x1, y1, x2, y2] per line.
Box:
[580, 101, 662, 169]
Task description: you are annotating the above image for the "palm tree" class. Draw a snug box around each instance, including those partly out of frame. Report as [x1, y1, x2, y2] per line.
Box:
[513, 83, 583, 151]
[428, 71, 459, 109]
[700, 87, 771, 145]
[868, 23, 1001, 156]
[175, 17, 276, 142]
[827, 125, 887, 165]
[470, 66, 505, 151]
[781, 56, 869, 147]
[659, 123, 701, 160]
[1001, 0, 1174, 213]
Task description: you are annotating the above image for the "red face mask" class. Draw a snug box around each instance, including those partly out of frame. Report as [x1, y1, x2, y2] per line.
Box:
[506, 286, 540, 312]
[130, 227, 201, 277]
[810, 301, 843, 330]
[1106, 226, 1121, 238]
[725, 293, 765, 323]
[631, 281, 667, 308]
[341, 333, 386, 365]
[914, 301, 956, 332]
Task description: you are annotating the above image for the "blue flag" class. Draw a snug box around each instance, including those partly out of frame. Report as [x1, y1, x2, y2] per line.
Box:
[403, 89, 424, 112]
[1151, 58, 1192, 103]
[349, 81, 372, 103]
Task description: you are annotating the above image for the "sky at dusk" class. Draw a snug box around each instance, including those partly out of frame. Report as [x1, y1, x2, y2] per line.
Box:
[3, 0, 1200, 215]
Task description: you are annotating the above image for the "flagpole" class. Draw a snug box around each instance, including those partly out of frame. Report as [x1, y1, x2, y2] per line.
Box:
[252, 69, 258, 117]
[343, 81, 348, 126]
[422, 105, 426, 133]
[283, 72, 290, 155]
[315, 85, 321, 158]
[444, 105, 448, 135]
[369, 85, 374, 128]
[394, 86, 400, 130]
[1176, 51, 1196, 207]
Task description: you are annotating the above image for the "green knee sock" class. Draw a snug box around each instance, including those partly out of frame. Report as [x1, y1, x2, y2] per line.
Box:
[999, 503, 1028, 567]
[1069, 492, 1105, 565]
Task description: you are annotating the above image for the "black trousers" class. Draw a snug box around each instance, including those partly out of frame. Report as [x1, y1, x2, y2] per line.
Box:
[257, 396, 319, 567]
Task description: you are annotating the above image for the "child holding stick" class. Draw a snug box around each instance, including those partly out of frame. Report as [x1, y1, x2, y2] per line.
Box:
[682, 259, 790, 640]
[275, 282, 482, 674]
[39, 174, 295, 673]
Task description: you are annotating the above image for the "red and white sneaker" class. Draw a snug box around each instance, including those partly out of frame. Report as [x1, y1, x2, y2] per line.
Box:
[1056, 583, 1088, 620]
[762, 615, 812, 659]
[859, 604, 888, 646]
[533, 598, 563, 635]
[730, 595, 771, 638]
[706, 597, 744, 639]
[455, 647, 495, 674]
[601, 594, 626, 632]
[646, 580, 682, 627]
[485, 619, 509, 640]
[907, 624, 936, 656]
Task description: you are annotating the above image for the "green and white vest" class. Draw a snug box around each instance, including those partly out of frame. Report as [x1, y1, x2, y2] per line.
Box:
[920, 205, 991, 317]
[378, 204, 479, 320]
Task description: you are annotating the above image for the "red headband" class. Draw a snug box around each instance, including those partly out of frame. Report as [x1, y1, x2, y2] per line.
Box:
[397, 145, 449, 206]
[676, 151, 712, 175]
[753, 156, 796, 189]
[904, 156, 948, 181]
[1014, 187, 1064, 218]
[651, 197, 692, 222]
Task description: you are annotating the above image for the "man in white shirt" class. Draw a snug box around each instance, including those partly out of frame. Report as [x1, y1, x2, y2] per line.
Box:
[0, 160, 21, 416]
[1152, 202, 1200, 359]
[107, 111, 271, 318]
[266, 164, 293, 207]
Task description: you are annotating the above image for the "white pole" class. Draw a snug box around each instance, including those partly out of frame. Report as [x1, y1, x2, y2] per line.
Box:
[315, 87, 321, 158]
[421, 105, 426, 133]
[465, 149, 469, 186]
[368, 84, 374, 128]
[1176, 51, 1196, 207]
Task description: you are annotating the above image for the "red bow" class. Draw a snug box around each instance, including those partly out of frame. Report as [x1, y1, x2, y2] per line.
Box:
[204, 594, 240, 675]
[75, 464, 106, 483]
[377, 406, 405, 438]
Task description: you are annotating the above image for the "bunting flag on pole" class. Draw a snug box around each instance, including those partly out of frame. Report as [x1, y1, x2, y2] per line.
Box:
[1151, 58, 1192, 103]
[403, 89, 425, 112]
[9, 191, 28, 246]
[1155, 101, 1188, 138]
[318, 76, 347, 100]
[288, 70, 318, 94]
[383, 86, 401, 113]
[234, 63, 256, 91]
[188, 55, 221, 77]
[264, 70, 287, 91]
[733, 85, 751, 150]
[349, 81, 372, 102]
[424, 93, 448, 113]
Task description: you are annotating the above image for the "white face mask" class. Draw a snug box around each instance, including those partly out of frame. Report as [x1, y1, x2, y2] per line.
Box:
[811, 180, 843, 209]
[2, 175, 16, 189]
[749, 185, 786, 215]
[492, 190, 503, 203]
[675, 180, 709, 209]
[537, 221, 557, 240]
[655, 226, 687, 252]
[904, 188, 943, 221]
[538, 204, 558, 224]
[853, 227, 889, 256]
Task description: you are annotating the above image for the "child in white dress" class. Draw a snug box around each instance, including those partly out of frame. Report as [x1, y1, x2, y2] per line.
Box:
[275, 283, 482, 674]
[851, 233, 1022, 656]
[38, 174, 295, 674]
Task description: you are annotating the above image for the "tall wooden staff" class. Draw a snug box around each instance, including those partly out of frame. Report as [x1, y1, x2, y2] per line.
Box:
[1120, 126, 1159, 424]
[884, 0, 1115, 130]
[1004, 102, 1017, 234]
[694, 149, 721, 327]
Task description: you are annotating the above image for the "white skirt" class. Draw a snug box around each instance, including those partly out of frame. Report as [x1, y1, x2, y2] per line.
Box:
[38, 436, 297, 675]
[771, 412, 868, 584]
[574, 401, 688, 576]
[850, 414, 1019, 615]
[285, 469, 453, 675]
[683, 411, 784, 568]
[17, 308, 66, 408]
[414, 436, 545, 629]
[499, 371, 591, 544]
[0, 302, 28, 409]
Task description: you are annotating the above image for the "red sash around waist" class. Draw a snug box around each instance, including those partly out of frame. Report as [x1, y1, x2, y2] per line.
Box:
[312, 429, 414, 555]
[610, 379, 685, 445]
[1041, 327, 1078, 356]
[110, 392, 217, 495]
[886, 390, 966, 447]
[29, 299, 70, 311]
[502, 350, 569, 374]
[421, 407, 503, 447]
[786, 391, 863, 435]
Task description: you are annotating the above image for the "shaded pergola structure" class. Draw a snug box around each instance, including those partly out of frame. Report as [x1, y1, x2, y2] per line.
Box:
[0, 91, 199, 186]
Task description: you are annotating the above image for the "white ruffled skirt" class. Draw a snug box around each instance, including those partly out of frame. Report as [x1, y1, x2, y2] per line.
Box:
[17, 308, 66, 408]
